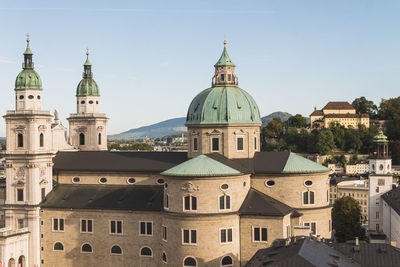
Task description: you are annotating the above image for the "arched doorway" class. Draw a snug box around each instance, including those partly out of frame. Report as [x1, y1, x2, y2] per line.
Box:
[17, 255, 25, 267]
[8, 258, 15, 267]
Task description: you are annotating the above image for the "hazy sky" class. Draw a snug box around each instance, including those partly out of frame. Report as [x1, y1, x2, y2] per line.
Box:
[1, 0, 400, 136]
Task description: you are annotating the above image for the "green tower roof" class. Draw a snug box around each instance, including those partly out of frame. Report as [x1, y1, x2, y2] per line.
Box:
[161, 155, 242, 177]
[373, 130, 388, 143]
[282, 153, 330, 174]
[76, 52, 100, 96]
[215, 47, 235, 67]
[15, 39, 42, 91]
[186, 86, 261, 125]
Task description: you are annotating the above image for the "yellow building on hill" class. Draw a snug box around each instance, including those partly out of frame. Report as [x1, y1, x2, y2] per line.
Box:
[310, 101, 369, 129]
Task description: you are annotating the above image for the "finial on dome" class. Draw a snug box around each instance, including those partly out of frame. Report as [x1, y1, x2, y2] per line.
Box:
[224, 35, 227, 47]
[86, 47, 89, 57]
[26, 33, 30, 45]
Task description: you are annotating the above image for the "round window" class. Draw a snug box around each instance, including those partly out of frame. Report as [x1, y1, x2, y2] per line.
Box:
[265, 180, 275, 187]
[72, 177, 80, 183]
[28, 95, 34, 99]
[127, 178, 136, 184]
[96, 101, 99, 104]
[89, 100, 94, 104]
[37, 95, 41, 99]
[380, 164, 384, 171]
[99, 177, 107, 184]
[81, 101, 85, 104]
[19, 95, 24, 99]
[157, 178, 165, 184]
[304, 180, 313, 186]
[220, 184, 229, 190]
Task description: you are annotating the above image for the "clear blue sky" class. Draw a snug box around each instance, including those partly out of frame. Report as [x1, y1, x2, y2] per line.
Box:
[1, 0, 400, 136]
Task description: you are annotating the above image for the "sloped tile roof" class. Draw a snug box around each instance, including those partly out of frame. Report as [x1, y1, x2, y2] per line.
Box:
[323, 101, 354, 110]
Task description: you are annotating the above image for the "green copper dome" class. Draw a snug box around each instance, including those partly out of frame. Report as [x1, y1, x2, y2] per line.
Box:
[186, 86, 261, 125]
[373, 130, 388, 143]
[76, 54, 100, 96]
[15, 41, 42, 90]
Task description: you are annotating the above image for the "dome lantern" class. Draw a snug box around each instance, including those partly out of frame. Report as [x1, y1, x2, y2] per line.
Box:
[212, 38, 238, 87]
[76, 49, 99, 97]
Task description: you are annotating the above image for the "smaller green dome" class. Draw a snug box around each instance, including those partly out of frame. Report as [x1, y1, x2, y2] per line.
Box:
[215, 47, 235, 67]
[76, 79, 99, 96]
[15, 69, 42, 90]
[186, 86, 261, 125]
[76, 54, 100, 97]
[373, 130, 388, 143]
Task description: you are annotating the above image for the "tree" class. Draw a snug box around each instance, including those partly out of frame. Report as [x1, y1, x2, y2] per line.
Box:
[286, 114, 307, 128]
[352, 96, 377, 118]
[378, 97, 400, 120]
[263, 118, 283, 139]
[315, 128, 335, 155]
[332, 196, 365, 242]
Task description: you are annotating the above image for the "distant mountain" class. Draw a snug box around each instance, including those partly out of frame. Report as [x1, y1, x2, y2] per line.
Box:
[261, 112, 292, 126]
[110, 111, 296, 140]
[109, 117, 187, 139]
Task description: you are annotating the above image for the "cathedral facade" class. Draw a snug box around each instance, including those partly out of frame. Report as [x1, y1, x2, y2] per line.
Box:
[0, 37, 331, 267]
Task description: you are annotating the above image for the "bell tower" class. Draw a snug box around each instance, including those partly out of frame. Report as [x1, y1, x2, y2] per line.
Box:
[368, 130, 393, 232]
[67, 49, 108, 150]
[2, 35, 54, 267]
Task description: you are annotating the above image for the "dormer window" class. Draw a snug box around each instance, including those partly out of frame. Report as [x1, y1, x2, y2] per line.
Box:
[220, 74, 225, 82]
[228, 74, 231, 81]
[212, 138, 219, 152]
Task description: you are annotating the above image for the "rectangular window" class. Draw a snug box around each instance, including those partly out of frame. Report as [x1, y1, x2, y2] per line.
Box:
[220, 74, 225, 81]
[182, 229, 197, 245]
[212, 137, 219, 151]
[41, 188, 46, 200]
[139, 221, 153, 236]
[254, 137, 257, 150]
[18, 219, 24, 229]
[184, 195, 197, 211]
[287, 225, 291, 238]
[52, 218, 64, 232]
[378, 179, 385, 186]
[253, 227, 268, 242]
[376, 224, 380, 231]
[228, 74, 231, 81]
[237, 137, 244, 151]
[81, 219, 93, 233]
[193, 137, 198, 151]
[162, 225, 167, 241]
[110, 220, 122, 235]
[303, 191, 315, 205]
[220, 228, 233, 243]
[304, 222, 316, 235]
[17, 189, 23, 202]
[376, 212, 379, 219]
[219, 195, 231, 210]
[164, 194, 169, 209]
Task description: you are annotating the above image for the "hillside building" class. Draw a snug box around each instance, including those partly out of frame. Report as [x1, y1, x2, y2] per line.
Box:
[0, 38, 332, 267]
[310, 101, 369, 129]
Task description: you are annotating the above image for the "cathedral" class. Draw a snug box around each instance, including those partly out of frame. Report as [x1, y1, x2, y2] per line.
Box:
[0, 37, 332, 267]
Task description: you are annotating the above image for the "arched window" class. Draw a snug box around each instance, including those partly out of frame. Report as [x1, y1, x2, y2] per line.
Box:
[184, 256, 197, 266]
[219, 195, 231, 210]
[111, 245, 122, 254]
[162, 252, 167, 263]
[17, 133, 23, 147]
[40, 133, 44, 147]
[79, 133, 85, 146]
[81, 243, 92, 253]
[221, 256, 233, 266]
[54, 242, 64, 251]
[98, 133, 102, 145]
[140, 247, 152, 257]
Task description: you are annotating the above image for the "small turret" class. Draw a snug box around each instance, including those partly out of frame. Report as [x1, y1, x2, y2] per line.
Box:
[212, 38, 238, 87]
[373, 130, 389, 159]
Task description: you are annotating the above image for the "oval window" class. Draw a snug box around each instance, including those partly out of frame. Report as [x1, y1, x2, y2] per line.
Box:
[89, 100, 94, 104]
[99, 177, 107, 184]
[28, 95, 34, 99]
[220, 184, 229, 190]
[19, 95, 24, 99]
[127, 178, 136, 184]
[72, 177, 80, 183]
[96, 101, 99, 104]
[265, 180, 275, 187]
[243, 181, 247, 187]
[37, 95, 41, 99]
[81, 101, 85, 104]
[304, 180, 313, 186]
[380, 164, 384, 171]
[157, 178, 165, 184]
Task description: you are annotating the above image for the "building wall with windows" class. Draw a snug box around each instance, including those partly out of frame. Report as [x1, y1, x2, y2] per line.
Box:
[337, 180, 369, 224]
